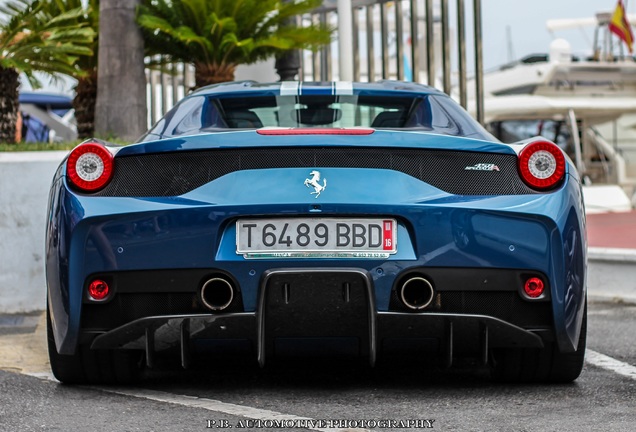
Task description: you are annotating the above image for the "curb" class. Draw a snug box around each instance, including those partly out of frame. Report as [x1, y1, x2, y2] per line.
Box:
[588, 293, 636, 306]
[0, 150, 67, 163]
[587, 247, 636, 305]
[588, 247, 636, 263]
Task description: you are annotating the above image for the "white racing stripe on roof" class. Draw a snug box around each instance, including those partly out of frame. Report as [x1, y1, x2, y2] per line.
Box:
[280, 81, 300, 96]
[586, 349, 636, 380]
[335, 81, 354, 95]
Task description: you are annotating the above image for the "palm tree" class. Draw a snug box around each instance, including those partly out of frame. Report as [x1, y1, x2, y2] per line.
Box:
[43, 0, 148, 140]
[0, 0, 94, 143]
[40, 0, 100, 139]
[95, 0, 148, 141]
[137, 0, 331, 88]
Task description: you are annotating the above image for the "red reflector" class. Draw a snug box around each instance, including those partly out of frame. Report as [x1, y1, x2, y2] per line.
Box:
[256, 128, 375, 136]
[524, 277, 545, 298]
[88, 279, 110, 301]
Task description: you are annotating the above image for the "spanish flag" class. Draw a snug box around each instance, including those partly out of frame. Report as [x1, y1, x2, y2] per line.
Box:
[609, 0, 634, 53]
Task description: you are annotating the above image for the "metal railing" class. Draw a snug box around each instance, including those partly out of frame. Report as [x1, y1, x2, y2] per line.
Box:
[145, 0, 484, 127]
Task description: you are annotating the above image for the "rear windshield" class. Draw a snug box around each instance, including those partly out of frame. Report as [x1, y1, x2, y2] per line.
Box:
[142, 93, 494, 141]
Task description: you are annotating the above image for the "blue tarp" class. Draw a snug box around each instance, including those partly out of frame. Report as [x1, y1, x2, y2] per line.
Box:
[18, 92, 74, 142]
[19, 92, 73, 110]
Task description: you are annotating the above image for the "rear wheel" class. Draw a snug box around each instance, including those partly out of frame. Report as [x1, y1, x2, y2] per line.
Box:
[47, 307, 143, 384]
[491, 304, 587, 383]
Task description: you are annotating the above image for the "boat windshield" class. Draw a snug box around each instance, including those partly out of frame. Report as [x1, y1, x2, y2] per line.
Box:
[142, 93, 495, 141]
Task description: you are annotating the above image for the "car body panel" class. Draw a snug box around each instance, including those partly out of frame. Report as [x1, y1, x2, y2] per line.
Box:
[46, 82, 586, 369]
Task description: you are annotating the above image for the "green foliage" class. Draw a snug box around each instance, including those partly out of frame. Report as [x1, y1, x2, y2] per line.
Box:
[0, 140, 79, 151]
[138, 0, 331, 76]
[0, 0, 96, 88]
[36, 0, 100, 78]
[0, 137, 132, 151]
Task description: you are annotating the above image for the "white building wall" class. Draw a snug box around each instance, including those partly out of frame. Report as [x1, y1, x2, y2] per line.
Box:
[0, 151, 66, 313]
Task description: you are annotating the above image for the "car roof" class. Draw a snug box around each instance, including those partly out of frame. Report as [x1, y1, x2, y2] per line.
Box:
[190, 80, 448, 98]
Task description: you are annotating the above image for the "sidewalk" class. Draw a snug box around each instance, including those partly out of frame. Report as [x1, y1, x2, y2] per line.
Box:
[0, 312, 49, 376]
[586, 210, 636, 305]
[586, 211, 636, 249]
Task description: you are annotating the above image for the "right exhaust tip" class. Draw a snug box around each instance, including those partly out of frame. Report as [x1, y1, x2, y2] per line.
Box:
[399, 276, 435, 310]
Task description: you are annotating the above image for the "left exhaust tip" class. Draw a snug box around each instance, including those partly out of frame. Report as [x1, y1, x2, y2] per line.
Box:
[200, 277, 235, 311]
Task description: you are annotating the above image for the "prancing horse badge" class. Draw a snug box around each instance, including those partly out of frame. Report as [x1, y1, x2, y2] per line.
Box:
[304, 170, 327, 198]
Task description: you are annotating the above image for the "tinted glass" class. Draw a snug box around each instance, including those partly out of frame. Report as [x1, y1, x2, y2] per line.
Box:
[141, 93, 495, 141]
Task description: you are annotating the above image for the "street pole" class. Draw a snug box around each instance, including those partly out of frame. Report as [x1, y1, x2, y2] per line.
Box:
[275, 0, 301, 81]
[337, 0, 354, 81]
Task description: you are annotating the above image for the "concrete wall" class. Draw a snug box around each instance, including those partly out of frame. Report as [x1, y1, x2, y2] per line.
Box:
[0, 152, 634, 312]
[0, 151, 66, 313]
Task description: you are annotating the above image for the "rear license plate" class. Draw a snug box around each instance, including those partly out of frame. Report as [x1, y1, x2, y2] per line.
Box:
[236, 218, 397, 259]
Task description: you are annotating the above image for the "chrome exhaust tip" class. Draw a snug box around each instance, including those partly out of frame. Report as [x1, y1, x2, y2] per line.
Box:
[399, 276, 435, 310]
[200, 277, 235, 311]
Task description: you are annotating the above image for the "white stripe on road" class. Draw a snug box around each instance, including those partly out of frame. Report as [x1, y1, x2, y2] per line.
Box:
[25, 350, 636, 429]
[70, 380, 369, 432]
[108, 387, 371, 432]
[586, 349, 636, 380]
[100, 351, 636, 425]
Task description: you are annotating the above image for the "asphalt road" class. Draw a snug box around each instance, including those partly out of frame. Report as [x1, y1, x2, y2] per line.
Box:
[0, 300, 634, 432]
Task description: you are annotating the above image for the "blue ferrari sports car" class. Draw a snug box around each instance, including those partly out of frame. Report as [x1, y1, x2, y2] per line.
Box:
[46, 81, 587, 384]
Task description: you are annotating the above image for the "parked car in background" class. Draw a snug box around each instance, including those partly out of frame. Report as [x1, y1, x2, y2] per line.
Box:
[45, 81, 587, 384]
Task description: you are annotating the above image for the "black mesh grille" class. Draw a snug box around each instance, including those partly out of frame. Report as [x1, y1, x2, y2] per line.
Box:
[93, 147, 539, 197]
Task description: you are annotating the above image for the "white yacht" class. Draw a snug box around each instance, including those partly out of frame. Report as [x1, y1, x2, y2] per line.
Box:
[469, 12, 636, 211]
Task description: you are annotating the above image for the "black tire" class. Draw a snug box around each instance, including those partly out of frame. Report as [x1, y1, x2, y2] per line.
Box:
[491, 303, 587, 383]
[47, 307, 144, 385]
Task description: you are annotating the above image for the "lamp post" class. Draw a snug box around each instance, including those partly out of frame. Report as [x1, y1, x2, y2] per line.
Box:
[276, 0, 302, 81]
[337, 0, 354, 81]
[276, 50, 301, 81]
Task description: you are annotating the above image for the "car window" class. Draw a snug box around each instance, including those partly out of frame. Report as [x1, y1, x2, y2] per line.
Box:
[141, 92, 495, 141]
[142, 96, 206, 140]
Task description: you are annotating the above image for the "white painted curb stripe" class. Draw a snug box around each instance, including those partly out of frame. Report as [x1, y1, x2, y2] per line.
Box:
[586, 349, 636, 380]
[588, 247, 636, 263]
[0, 150, 67, 163]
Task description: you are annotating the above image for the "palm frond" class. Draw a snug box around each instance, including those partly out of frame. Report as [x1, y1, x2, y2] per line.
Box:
[45, 6, 88, 26]
[2, 4, 95, 53]
[138, 0, 332, 84]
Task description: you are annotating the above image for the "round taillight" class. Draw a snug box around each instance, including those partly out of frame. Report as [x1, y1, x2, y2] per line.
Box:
[67, 142, 114, 192]
[88, 279, 110, 301]
[518, 141, 566, 190]
[524, 277, 545, 298]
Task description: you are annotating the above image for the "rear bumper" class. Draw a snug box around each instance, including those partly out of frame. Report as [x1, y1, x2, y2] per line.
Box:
[85, 268, 549, 367]
[89, 312, 545, 368]
[47, 174, 586, 357]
